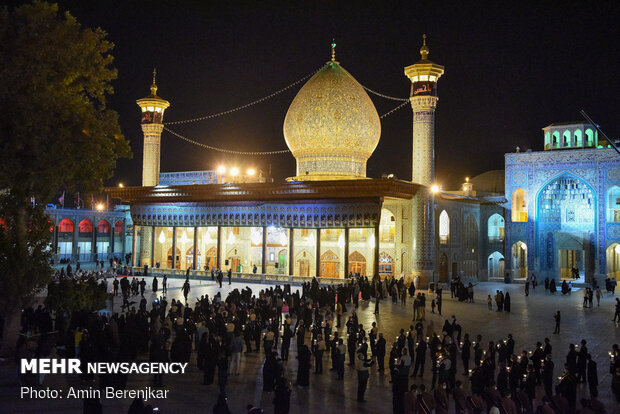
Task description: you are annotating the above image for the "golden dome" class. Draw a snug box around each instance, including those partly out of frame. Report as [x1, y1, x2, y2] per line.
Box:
[283, 61, 381, 181]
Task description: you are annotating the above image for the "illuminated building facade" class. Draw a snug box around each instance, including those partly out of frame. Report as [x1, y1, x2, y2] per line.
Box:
[108, 38, 507, 285]
[505, 122, 620, 283]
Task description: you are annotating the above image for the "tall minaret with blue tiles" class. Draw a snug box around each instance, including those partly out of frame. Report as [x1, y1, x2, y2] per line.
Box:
[404, 35, 444, 285]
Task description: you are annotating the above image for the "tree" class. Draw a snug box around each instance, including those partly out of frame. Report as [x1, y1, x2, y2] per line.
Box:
[0, 1, 131, 356]
[46, 279, 108, 314]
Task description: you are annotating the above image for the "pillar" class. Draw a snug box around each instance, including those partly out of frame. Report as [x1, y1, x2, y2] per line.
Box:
[316, 229, 321, 278]
[344, 228, 350, 277]
[132, 226, 137, 267]
[140, 227, 152, 267]
[72, 217, 78, 261]
[216, 226, 222, 270]
[171, 227, 177, 269]
[374, 222, 380, 277]
[193, 226, 198, 270]
[92, 219, 97, 262]
[109, 220, 114, 258]
[289, 228, 294, 276]
[150, 226, 155, 269]
[261, 226, 267, 274]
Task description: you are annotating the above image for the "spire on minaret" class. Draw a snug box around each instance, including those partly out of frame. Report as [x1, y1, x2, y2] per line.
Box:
[150, 68, 158, 96]
[420, 34, 429, 60]
[331, 40, 336, 62]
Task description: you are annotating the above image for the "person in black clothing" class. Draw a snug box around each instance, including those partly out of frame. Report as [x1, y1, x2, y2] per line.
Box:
[376, 333, 386, 373]
[577, 339, 588, 383]
[227, 268, 232, 285]
[587, 353, 598, 397]
[553, 310, 561, 334]
[566, 343, 578, 375]
[296, 344, 311, 387]
[412, 336, 426, 377]
[557, 363, 577, 412]
[461, 333, 471, 375]
[542, 354, 554, 397]
[273, 376, 291, 414]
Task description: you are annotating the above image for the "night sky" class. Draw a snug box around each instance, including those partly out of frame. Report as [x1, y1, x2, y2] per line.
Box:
[25, 1, 620, 189]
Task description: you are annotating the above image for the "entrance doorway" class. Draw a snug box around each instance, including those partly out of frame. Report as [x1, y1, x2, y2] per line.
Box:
[186, 247, 200, 270]
[559, 249, 584, 281]
[320, 250, 339, 278]
[167, 247, 181, 269]
[229, 257, 240, 272]
[349, 251, 367, 276]
[298, 259, 310, 276]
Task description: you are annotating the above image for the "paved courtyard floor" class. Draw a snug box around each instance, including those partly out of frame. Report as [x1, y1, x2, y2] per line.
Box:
[2, 278, 620, 413]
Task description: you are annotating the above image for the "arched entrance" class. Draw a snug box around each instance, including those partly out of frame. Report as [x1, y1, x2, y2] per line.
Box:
[606, 244, 620, 280]
[349, 251, 367, 276]
[320, 250, 339, 278]
[296, 250, 311, 276]
[439, 252, 449, 282]
[277, 249, 287, 274]
[205, 246, 217, 270]
[536, 174, 595, 281]
[511, 242, 527, 278]
[463, 215, 478, 277]
[186, 246, 200, 269]
[488, 251, 505, 279]
[167, 247, 181, 269]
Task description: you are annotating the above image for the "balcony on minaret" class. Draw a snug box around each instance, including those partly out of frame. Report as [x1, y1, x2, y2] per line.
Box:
[136, 69, 170, 125]
[404, 34, 444, 99]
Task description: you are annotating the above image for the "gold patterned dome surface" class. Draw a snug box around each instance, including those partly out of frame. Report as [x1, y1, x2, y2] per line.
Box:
[283, 61, 381, 181]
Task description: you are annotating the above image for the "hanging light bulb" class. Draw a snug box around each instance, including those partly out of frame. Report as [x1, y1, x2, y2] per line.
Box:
[158, 230, 166, 244]
[181, 231, 189, 245]
[280, 230, 288, 246]
[338, 232, 345, 249]
[369, 233, 375, 249]
[228, 232, 236, 244]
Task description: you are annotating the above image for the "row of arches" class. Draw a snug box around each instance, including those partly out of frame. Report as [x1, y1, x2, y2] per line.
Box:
[438, 211, 504, 244]
[544, 129, 595, 149]
[58, 218, 123, 234]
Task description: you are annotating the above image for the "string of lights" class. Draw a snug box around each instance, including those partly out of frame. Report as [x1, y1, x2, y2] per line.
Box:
[362, 85, 410, 102]
[164, 68, 322, 126]
[162, 100, 410, 155]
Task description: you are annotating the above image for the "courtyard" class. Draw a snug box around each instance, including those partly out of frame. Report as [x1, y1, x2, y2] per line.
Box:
[2, 278, 619, 413]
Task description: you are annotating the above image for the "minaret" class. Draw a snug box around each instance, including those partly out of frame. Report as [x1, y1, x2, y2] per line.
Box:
[136, 69, 170, 187]
[404, 35, 444, 285]
[136, 70, 170, 267]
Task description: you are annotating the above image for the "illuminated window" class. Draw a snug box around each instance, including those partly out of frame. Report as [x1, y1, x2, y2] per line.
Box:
[78, 219, 93, 233]
[511, 189, 528, 222]
[439, 210, 449, 244]
[607, 186, 620, 222]
[574, 130, 583, 147]
[587, 130, 595, 146]
[232, 226, 240, 235]
[97, 220, 110, 233]
[552, 131, 560, 148]
[562, 130, 571, 147]
[379, 208, 395, 243]
[488, 213, 505, 242]
[544, 132, 550, 149]
[300, 228, 309, 237]
[58, 218, 74, 233]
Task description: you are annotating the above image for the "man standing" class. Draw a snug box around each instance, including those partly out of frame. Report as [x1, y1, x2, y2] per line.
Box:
[227, 267, 232, 285]
[553, 310, 561, 334]
[614, 298, 620, 323]
[412, 336, 426, 378]
[182, 279, 190, 304]
[162, 274, 167, 294]
[355, 351, 374, 402]
[376, 333, 386, 373]
[587, 354, 598, 397]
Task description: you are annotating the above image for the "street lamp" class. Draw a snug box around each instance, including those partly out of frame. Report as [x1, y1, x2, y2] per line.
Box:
[246, 168, 256, 176]
[217, 165, 226, 174]
[430, 184, 440, 194]
[230, 167, 239, 177]
[118, 183, 124, 188]
[96, 203, 104, 211]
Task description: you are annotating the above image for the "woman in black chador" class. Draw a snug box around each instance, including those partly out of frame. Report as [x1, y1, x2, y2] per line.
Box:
[296, 344, 312, 386]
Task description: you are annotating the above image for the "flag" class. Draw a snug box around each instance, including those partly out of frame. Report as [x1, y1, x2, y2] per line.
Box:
[91, 194, 94, 209]
[75, 192, 81, 208]
[58, 191, 65, 207]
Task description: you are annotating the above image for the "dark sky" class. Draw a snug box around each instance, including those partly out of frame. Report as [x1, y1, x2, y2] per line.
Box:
[40, 1, 620, 188]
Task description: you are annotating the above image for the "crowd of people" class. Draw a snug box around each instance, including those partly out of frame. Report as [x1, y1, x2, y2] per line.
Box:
[9, 269, 620, 414]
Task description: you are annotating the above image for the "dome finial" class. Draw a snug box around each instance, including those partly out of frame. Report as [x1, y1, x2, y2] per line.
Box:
[331, 39, 336, 62]
[150, 68, 158, 96]
[420, 34, 429, 60]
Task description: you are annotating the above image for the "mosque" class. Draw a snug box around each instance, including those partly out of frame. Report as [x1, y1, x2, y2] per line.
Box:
[103, 38, 620, 286]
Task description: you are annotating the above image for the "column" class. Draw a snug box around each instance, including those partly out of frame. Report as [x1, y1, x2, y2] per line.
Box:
[54, 224, 59, 256]
[72, 218, 78, 261]
[316, 229, 321, 278]
[171, 227, 177, 270]
[374, 222, 380, 277]
[344, 227, 350, 277]
[150, 226, 155, 269]
[92, 220, 97, 261]
[109, 220, 114, 257]
[261, 226, 267, 274]
[193, 226, 198, 270]
[132, 226, 137, 267]
[216, 226, 222, 270]
[289, 228, 294, 276]
[140, 227, 153, 268]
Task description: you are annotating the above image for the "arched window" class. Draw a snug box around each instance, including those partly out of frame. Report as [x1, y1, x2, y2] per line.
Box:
[97, 220, 110, 233]
[552, 131, 560, 148]
[58, 218, 74, 233]
[463, 215, 478, 277]
[562, 130, 571, 147]
[585, 129, 594, 147]
[487, 213, 505, 242]
[379, 208, 395, 243]
[574, 129, 583, 147]
[606, 244, 620, 280]
[511, 189, 528, 222]
[114, 220, 123, 234]
[544, 132, 550, 149]
[607, 186, 620, 222]
[487, 251, 505, 279]
[439, 210, 450, 244]
[78, 219, 93, 233]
